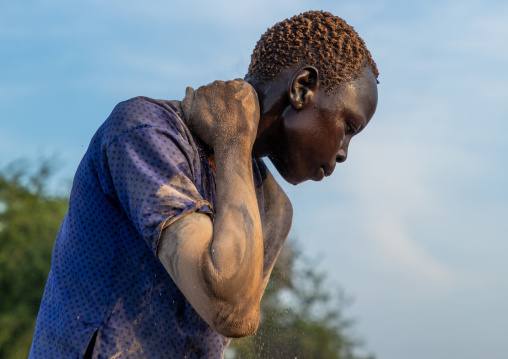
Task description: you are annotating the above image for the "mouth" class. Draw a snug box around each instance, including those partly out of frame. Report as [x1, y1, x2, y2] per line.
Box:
[312, 165, 335, 181]
[312, 167, 325, 181]
[323, 165, 334, 177]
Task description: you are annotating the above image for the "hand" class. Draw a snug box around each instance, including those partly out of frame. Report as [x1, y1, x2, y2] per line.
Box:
[181, 79, 260, 153]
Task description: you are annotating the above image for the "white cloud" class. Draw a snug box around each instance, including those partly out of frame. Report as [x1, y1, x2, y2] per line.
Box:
[3, 1, 508, 358]
[371, 214, 455, 283]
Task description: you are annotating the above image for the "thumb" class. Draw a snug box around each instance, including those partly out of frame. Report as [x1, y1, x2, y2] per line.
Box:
[181, 86, 195, 122]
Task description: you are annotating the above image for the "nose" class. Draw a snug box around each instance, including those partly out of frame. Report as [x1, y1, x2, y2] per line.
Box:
[324, 147, 347, 177]
[336, 148, 348, 163]
[336, 137, 350, 163]
[325, 140, 350, 176]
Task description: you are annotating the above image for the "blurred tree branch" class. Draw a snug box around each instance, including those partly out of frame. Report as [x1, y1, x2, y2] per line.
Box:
[0, 158, 375, 359]
[0, 159, 69, 359]
[228, 243, 375, 359]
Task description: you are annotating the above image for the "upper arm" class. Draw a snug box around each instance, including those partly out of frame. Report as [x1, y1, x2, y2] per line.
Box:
[260, 169, 293, 275]
[103, 124, 212, 254]
[262, 169, 293, 224]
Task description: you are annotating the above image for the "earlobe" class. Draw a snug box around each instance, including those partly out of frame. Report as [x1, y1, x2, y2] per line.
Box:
[288, 66, 319, 110]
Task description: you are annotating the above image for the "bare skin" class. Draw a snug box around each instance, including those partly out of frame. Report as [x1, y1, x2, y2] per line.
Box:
[157, 66, 378, 338]
[158, 80, 292, 337]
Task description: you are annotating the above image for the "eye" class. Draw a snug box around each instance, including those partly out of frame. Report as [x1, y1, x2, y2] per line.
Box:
[345, 122, 357, 135]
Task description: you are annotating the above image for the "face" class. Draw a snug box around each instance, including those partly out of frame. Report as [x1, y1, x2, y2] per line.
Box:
[270, 67, 378, 185]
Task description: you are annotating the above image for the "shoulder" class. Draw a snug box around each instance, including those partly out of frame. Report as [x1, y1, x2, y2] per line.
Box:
[100, 96, 192, 148]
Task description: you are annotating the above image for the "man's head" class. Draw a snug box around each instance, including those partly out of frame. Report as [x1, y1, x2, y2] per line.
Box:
[247, 11, 379, 185]
[246, 10, 379, 92]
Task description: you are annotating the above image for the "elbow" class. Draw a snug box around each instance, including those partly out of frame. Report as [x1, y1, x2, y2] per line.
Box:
[212, 304, 260, 338]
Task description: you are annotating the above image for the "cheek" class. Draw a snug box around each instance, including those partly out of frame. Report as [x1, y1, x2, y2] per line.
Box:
[281, 112, 310, 152]
[330, 125, 346, 152]
[312, 122, 344, 160]
[281, 110, 342, 169]
[282, 109, 311, 135]
[283, 112, 324, 149]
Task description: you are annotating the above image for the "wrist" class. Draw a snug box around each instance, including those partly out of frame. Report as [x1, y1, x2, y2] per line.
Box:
[213, 148, 252, 178]
[214, 140, 252, 161]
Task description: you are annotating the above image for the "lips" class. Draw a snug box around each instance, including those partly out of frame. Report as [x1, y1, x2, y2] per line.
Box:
[313, 167, 325, 181]
[323, 165, 334, 177]
[311, 165, 334, 181]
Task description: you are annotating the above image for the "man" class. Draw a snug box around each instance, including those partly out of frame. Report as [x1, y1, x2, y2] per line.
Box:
[30, 10, 379, 359]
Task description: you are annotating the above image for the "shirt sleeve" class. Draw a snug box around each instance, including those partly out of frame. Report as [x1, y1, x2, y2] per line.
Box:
[104, 124, 213, 254]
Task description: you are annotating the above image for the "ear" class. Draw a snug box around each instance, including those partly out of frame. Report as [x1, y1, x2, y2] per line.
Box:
[288, 66, 319, 110]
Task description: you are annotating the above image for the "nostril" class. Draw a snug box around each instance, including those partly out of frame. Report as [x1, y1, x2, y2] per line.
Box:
[336, 149, 347, 163]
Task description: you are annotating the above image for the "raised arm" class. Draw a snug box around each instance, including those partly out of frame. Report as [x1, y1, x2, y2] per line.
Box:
[157, 80, 265, 337]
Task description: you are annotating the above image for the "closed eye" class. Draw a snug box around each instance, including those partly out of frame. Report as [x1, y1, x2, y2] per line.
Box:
[346, 122, 357, 135]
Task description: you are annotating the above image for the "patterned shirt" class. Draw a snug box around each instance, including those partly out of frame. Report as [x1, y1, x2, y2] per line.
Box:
[30, 97, 267, 359]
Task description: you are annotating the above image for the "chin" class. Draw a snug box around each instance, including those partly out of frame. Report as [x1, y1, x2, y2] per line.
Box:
[269, 156, 308, 185]
[287, 178, 304, 186]
[281, 170, 308, 186]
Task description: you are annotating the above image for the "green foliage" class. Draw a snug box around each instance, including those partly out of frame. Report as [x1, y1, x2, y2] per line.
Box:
[0, 160, 69, 359]
[0, 158, 375, 359]
[227, 244, 375, 359]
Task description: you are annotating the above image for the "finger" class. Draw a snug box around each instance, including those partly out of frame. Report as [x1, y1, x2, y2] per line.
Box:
[233, 84, 256, 102]
[181, 86, 195, 121]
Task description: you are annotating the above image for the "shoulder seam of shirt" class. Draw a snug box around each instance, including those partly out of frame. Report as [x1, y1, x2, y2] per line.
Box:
[105, 124, 164, 152]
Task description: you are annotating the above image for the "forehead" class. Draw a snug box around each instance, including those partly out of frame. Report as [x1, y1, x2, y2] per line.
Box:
[327, 67, 378, 119]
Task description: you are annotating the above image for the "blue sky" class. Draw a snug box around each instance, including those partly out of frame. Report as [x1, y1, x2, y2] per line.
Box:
[1, 1, 508, 358]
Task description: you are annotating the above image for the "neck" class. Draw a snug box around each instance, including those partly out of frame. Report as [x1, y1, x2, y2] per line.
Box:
[246, 71, 293, 158]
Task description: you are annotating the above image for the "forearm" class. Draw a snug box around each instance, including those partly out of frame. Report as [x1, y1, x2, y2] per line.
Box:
[159, 79, 265, 336]
[204, 145, 264, 301]
[158, 145, 264, 337]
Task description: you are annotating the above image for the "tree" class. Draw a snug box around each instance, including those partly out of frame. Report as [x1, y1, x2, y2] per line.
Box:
[227, 243, 375, 359]
[0, 158, 375, 359]
[0, 160, 69, 359]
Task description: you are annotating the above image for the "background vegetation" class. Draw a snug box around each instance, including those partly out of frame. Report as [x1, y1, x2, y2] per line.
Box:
[0, 159, 374, 359]
[227, 243, 374, 359]
[0, 160, 69, 359]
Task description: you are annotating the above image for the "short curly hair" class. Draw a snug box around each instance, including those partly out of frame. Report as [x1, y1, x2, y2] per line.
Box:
[246, 11, 379, 91]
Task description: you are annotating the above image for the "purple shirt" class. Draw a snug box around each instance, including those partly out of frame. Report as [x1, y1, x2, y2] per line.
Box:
[30, 97, 267, 359]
